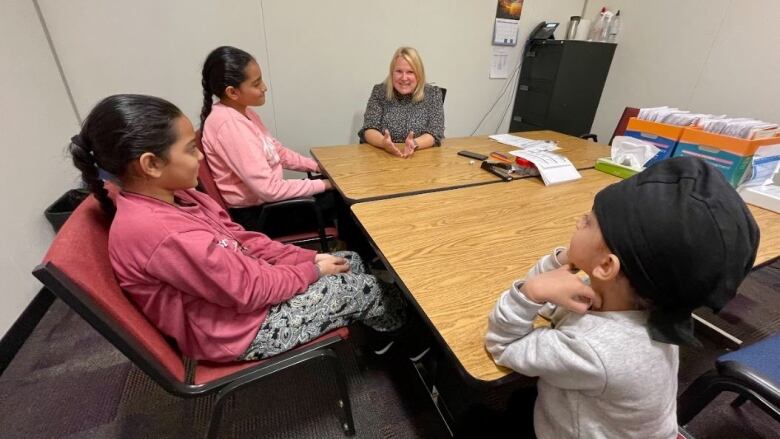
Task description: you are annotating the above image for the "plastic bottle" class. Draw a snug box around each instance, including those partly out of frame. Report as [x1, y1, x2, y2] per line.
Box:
[598, 11, 614, 42]
[607, 10, 621, 43]
[589, 7, 613, 42]
[588, 7, 607, 41]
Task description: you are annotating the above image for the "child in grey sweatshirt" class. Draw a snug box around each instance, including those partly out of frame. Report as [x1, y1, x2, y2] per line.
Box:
[486, 157, 759, 438]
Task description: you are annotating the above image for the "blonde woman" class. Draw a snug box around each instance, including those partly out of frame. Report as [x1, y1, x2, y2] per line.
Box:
[359, 47, 445, 158]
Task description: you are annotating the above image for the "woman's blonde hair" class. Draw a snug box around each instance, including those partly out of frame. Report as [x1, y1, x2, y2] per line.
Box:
[385, 47, 426, 102]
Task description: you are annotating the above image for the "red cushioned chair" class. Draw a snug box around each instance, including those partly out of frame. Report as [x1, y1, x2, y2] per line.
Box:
[195, 136, 337, 252]
[32, 196, 355, 438]
[580, 106, 640, 145]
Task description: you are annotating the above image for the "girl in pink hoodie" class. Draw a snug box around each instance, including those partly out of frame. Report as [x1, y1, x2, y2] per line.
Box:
[68, 94, 405, 362]
[200, 46, 333, 235]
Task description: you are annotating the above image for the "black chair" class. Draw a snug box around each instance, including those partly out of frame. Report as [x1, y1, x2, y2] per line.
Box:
[195, 136, 337, 252]
[678, 331, 780, 426]
[438, 86, 447, 103]
[32, 195, 355, 438]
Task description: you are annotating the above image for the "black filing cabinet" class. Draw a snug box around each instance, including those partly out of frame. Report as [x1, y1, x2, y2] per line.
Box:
[509, 40, 616, 136]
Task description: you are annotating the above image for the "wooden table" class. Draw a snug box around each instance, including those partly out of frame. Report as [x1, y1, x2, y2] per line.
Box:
[311, 131, 609, 203]
[352, 169, 780, 382]
[750, 205, 780, 268]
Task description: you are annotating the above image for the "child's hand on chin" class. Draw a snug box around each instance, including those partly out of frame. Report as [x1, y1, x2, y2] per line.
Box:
[522, 265, 602, 313]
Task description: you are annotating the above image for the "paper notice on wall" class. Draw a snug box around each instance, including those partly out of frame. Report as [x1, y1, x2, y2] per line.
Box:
[490, 46, 510, 79]
[493, 18, 519, 46]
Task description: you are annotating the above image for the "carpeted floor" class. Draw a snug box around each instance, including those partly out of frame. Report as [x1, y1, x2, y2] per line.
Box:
[0, 299, 450, 439]
[677, 260, 780, 439]
[1, 260, 779, 438]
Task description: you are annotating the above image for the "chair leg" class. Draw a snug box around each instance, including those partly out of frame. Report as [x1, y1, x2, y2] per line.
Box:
[204, 345, 354, 438]
[206, 392, 230, 439]
[313, 202, 329, 252]
[322, 348, 356, 436]
[677, 370, 723, 425]
[731, 394, 748, 408]
[679, 368, 780, 425]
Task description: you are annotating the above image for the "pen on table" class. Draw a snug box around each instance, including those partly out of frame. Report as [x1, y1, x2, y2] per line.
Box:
[489, 152, 513, 163]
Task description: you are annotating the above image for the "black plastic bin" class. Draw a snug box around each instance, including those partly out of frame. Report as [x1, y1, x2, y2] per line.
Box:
[44, 189, 90, 232]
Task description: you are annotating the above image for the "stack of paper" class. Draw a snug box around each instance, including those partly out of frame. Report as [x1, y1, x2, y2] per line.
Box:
[695, 117, 778, 139]
[637, 106, 779, 139]
[489, 134, 560, 151]
[740, 185, 780, 213]
[509, 150, 581, 185]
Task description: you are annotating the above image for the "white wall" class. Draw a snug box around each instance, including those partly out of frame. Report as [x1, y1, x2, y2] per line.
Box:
[38, 0, 583, 150]
[0, 0, 79, 337]
[261, 0, 584, 147]
[37, 0, 278, 131]
[586, 0, 780, 142]
[2, 0, 585, 337]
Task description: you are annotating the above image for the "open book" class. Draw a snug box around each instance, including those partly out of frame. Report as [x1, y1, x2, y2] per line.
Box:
[509, 150, 581, 185]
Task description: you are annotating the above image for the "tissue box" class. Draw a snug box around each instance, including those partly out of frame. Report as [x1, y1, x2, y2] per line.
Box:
[595, 157, 641, 179]
[624, 118, 685, 160]
[673, 128, 780, 187]
[740, 186, 780, 214]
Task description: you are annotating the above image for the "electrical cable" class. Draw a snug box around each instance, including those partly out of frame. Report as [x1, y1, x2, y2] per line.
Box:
[470, 36, 533, 136]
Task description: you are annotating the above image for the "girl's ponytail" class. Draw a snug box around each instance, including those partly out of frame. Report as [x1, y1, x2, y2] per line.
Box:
[200, 46, 255, 132]
[68, 94, 184, 218]
[200, 78, 213, 135]
[69, 134, 115, 216]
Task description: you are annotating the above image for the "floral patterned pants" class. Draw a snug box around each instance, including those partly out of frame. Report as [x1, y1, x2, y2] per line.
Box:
[240, 251, 406, 360]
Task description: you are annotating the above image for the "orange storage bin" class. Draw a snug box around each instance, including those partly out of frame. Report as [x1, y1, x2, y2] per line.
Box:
[624, 118, 686, 159]
[673, 128, 780, 186]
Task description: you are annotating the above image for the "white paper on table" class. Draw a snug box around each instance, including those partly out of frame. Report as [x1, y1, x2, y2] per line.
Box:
[493, 18, 519, 46]
[489, 133, 560, 151]
[490, 46, 510, 79]
[509, 150, 581, 185]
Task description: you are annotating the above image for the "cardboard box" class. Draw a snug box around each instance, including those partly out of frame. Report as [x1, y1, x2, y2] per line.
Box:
[673, 128, 780, 186]
[595, 157, 641, 179]
[740, 185, 780, 214]
[624, 118, 686, 160]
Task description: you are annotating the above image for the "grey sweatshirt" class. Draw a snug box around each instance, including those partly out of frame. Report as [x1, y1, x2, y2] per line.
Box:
[486, 250, 679, 438]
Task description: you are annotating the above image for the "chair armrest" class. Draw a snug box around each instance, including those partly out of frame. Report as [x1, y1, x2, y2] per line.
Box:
[262, 197, 317, 211]
[307, 171, 325, 180]
[580, 133, 598, 142]
[257, 197, 316, 229]
[257, 197, 328, 245]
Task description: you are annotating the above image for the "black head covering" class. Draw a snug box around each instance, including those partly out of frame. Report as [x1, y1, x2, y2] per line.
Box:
[593, 156, 760, 345]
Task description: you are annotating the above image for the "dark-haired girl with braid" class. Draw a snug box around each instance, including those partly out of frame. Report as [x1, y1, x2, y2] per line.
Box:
[69, 94, 406, 362]
[200, 46, 333, 234]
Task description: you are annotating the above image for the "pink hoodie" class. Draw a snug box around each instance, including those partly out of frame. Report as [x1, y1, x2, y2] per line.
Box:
[201, 103, 326, 207]
[108, 188, 319, 362]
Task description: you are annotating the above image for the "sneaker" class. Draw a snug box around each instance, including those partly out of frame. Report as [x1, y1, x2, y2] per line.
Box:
[369, 256, 386, 270]
[408, 346, 431, 362]
[372, 268, 394, 283]
[373, 340, 395, 355]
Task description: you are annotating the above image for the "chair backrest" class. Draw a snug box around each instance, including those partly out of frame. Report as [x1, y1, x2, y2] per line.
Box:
[610, 106, 640, 145]
[33, 195, 190, 394]
[195, 134, 229, 211]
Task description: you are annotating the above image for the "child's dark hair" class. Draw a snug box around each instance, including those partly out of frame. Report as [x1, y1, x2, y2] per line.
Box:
[200, 46, 255, 130]
[69, 94, 183, 216]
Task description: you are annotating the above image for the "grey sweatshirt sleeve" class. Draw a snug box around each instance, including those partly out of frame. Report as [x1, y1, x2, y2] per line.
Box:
[485, 249, 607, 392]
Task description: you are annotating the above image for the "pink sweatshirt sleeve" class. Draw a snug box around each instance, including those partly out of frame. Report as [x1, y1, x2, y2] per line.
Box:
[214, 118, 326, 203]
[273, 137, 320, 173]
[145, 230, 318, 313]
[199, 193, 318, 265]
[241, 232, 318, 266]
